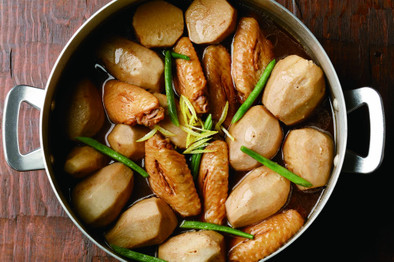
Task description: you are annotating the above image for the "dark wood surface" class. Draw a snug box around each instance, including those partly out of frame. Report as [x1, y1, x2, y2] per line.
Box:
[0, 0, 392, 261]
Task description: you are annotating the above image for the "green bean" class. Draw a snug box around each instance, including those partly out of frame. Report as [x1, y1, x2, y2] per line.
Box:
[76, 137, 149, 178]
[111, 245, 166, 262]
[161, 50, 190, 60]
[240, 146, 312, 187]
[231, 59, 276, 124]
[170, 51, 190, 60]
[164, 50, 180, 126]
[191, 114, 213, 179]
[180, 220, 254, 240]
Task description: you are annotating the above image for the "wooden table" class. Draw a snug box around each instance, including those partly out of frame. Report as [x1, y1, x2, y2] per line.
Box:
[1, 0, 392, 261]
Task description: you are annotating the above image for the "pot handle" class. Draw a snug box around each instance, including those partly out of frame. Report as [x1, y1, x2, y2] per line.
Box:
[343, 87, 385, 174]
[2, 85, 46, 171]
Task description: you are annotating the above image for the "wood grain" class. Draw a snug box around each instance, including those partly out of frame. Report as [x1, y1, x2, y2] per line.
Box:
[0, 0, 392, 261]
[0, 0, 116, 260]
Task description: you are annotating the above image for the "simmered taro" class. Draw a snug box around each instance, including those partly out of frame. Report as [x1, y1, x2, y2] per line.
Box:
[107, 124, 149, 160]
[185, 0, 237, 45]
[72, 163, 134, 227]
[132, 1, 184, 48]
[153, 93, 188, 148]
[98, 37, 164, 92]
[283, 127, 334, 190]
[57, 0, 335, 261]
[105, 197, 178, 249]
[159, 230, 226, 262]
[64, 146, 108, 178]
[65, 78, 105, 140]
[225, 166, 290, 228]
[227, 105, 283, 171]
[262, 55, 326, 125]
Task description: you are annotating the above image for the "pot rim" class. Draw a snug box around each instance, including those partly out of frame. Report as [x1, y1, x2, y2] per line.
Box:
[39, 0, 347, 261]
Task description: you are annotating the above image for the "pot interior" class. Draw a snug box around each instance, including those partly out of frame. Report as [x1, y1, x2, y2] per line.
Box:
[41, 0, 346, 260]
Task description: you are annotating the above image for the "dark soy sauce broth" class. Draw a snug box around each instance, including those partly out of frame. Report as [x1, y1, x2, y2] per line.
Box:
[48, 0, 334, 258]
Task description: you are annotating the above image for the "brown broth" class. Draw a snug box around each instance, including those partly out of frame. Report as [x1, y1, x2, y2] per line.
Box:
[48, 0, 335, 258]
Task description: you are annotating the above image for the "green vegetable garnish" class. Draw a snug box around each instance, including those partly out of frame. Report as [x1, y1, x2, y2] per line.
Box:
[136, 125, 175, 142]
[221, 126, 234, 141]
[180, 220, 254, 240]
[164, 50, 180, 126]
[154, 125, 175, 137]
[170, 51, 190, 60]
[213, 101, 234, 141]
[76, 137, 149, 178]
[162, 50, 190, 61]
[231, 59, 276, 124]
[240, 146, 313, 187]
[183, 137, 211, 154]
[190, 114, 213, 179]
[180, 95, 198, 128]
[179, 95, 217, 152]
[181, 126, 217, 141]
[214, 101, 229, 132]
[136, 128, 158, 142]
[111, 244, 166, 262]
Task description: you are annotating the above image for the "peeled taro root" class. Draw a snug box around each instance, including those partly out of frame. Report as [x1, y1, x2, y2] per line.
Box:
[262, 55, 326, 125]
[152, 93, 188, 149]
[105, 197, 178, 249]
[185, 0, 237, 45]
[98, 37, 164, 92]
[159, 230, 226, 262]
[107, 124, 149, 161]
[283, 127, 334, 190]
[66, 78, 105, 140]
[64, 146, 107, 178]
[72, 162, 134, 227]
[132, 0, 184, 48]
[227, 105, 283, 171]
[225, 166, 290, 228]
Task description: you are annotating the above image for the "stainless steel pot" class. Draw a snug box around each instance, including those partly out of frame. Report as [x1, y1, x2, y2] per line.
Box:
[2, 0, 385, 261]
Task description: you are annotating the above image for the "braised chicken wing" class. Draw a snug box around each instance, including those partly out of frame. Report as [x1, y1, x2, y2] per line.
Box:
[229, 209, 304, 261]
[232, 17, 274, 102]
[103, 80, 164, 127]
[173, 37, 209, 114]
[198, 140, 229, 225]
[202, 45, 237, 127]
[145, 134, 201, 217]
